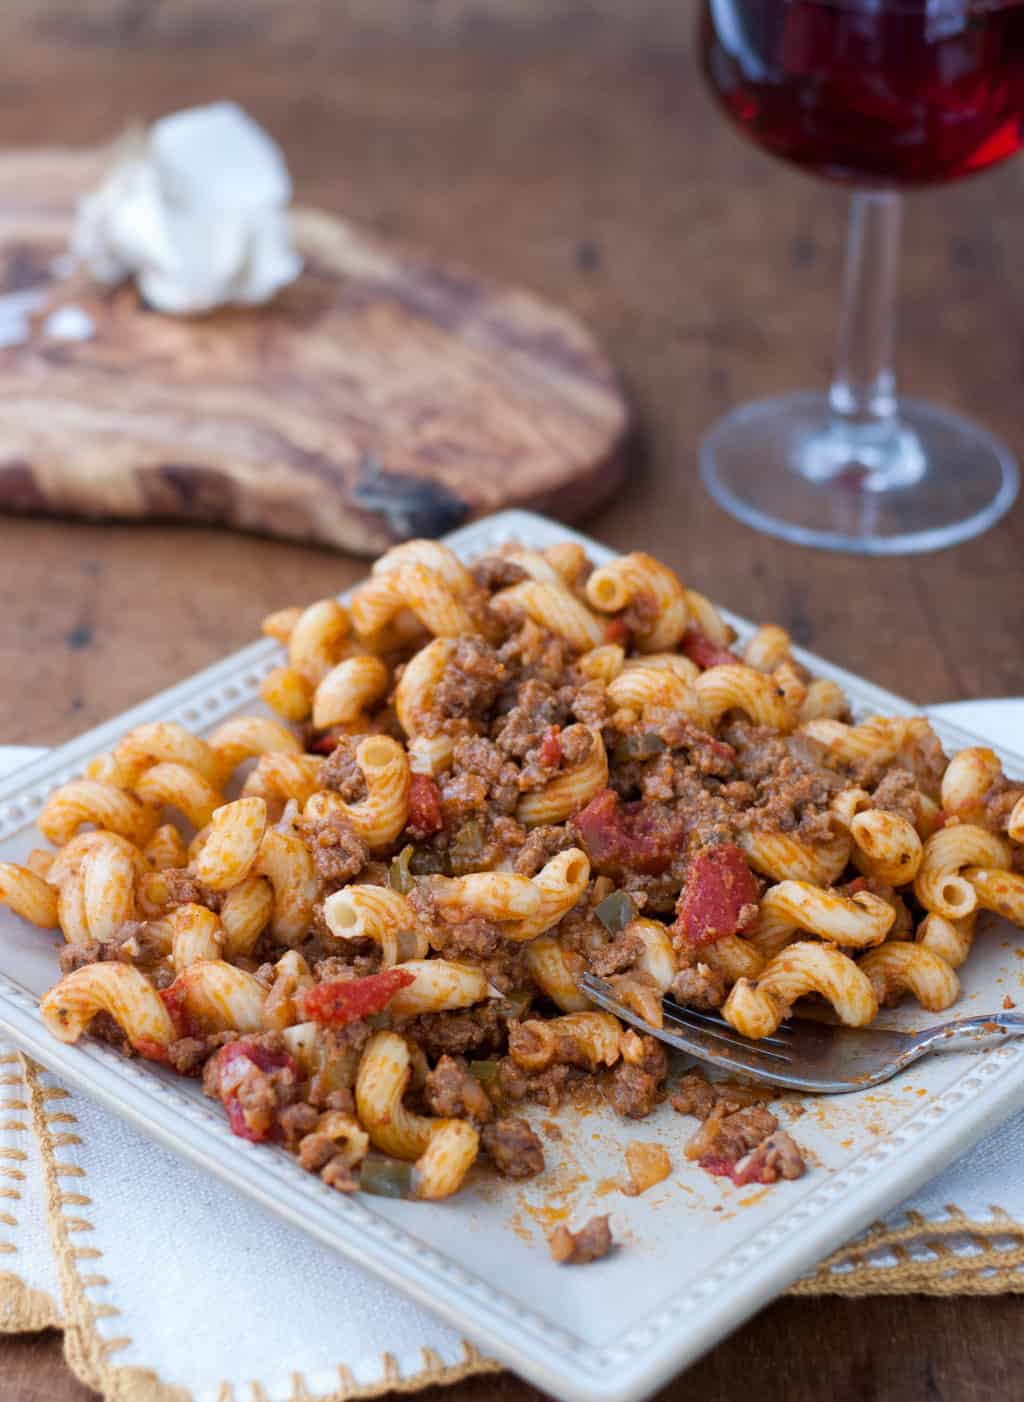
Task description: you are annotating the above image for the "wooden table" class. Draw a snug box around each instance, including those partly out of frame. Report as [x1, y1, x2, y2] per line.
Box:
[1, 2, 1023, 1399]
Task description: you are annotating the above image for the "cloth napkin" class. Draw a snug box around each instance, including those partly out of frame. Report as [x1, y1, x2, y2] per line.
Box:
[2, 703, 1024, 1401]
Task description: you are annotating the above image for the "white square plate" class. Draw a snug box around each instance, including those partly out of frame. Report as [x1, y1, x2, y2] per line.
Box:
[1, 510, 1023, 1402]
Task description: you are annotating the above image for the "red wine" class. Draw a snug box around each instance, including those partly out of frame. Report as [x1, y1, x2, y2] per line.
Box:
[701, 0, 1024, 185]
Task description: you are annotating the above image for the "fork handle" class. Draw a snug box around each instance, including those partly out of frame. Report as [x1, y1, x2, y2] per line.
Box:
[913, 1012, 1024, 1056]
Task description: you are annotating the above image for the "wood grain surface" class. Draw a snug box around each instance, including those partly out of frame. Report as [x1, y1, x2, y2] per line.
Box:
[1, 2, 1023, 1400]
[0, 151, 625, 555]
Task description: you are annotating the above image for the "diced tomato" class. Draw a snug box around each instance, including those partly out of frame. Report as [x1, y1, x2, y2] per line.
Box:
[538, 725, 563, 768]
[224, 1097, 262, 1141]
[132, 1037, 170, 1064]
[215, 1039, 295, 1079]
[407, 773, 443, 838]
[573, 788, 685, 877]
[160, 983, 196, 1040]
[604, 617, 631, 647]
[701, 1149, 787, 1187]
[209, 1039, 300, 1143]
[699, 1153, 772, 1186]
[309, 730, 341, 755]
[698, 1155, 736, 1181]
[680, 629, 737, 670]
[674, 844, 759, 947]
[300, 968, 415, 1027]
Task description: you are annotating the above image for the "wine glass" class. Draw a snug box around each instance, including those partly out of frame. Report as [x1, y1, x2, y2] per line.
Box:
[699, 0, 1023, 554]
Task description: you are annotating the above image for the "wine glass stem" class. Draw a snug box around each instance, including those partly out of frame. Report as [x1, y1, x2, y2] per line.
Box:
[798, 190, 924, 489]
[829, 190, 900, 429]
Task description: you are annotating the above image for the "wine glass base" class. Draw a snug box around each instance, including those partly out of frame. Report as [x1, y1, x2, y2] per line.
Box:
[700, 392, 1019, 555]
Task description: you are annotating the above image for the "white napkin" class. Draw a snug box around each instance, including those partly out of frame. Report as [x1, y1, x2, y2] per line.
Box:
[3, 703, 1024, 1394]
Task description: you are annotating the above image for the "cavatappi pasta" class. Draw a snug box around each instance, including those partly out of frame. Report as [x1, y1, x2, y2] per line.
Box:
[7, 537, 1023, 1228]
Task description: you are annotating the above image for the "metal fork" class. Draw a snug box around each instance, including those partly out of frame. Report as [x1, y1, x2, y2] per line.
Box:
[578, 972, 1024, 1094]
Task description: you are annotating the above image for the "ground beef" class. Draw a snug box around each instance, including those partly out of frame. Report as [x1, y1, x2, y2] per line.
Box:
[494, 679, 575, 761]
[423, 1055, 493, 1123]
[497, 620, 579, 690]
[320, 1158, 360, 1193]
[310, 1022, 372, 1102]
[513, 825, 575, 877]
[160, 869, 223, 912]
[621, 1030, 668, 1078]
[166, 1031, 234, 1076]
[408, 882, 530, 990]
[296, 1129, 362, 1192]
[431, 636, 507, 719]
[656, 715, 738, 778]
[278, 1102, 320, 1147]
[985, 775, 1024, 831]
[519, 722, 595, 793]
[548, 1214, 613, 1265]
[497, 1058, 572, 1110]
[58, 939, 120, 976]
[318, 737, 368, 803]
[312, 949, 381, 981]
[439, 736, 520, 820]
[589, 932, 645, 978]
[309, 934, 381, 979]
[736, 1130, 806, 1183]
[604, 1037, 666, 1119]
[870, 769, 920, 824]
[669, 1071, 770, 1119]
[508, 1020, 591, 1071]
[300, 811, 370, 885]
[404, 1003, 512, 1060]
[481, 1117, 545, 1178]
[471, 555, 529, 592]
[671, 963, 728, 1010]
[904, 723, 949, 799]
[298, 1130, 339, 1172]
[571, 680, 612, 731]
[722, 723, 844, 841]
[687, 1106, 778, 1164]
[57, 920, 170, 976]
[556, 898, 613, 958]
[724, 724, 794, 785]
[82, 1010, 130, 1052]
[557, 726, 594, 771]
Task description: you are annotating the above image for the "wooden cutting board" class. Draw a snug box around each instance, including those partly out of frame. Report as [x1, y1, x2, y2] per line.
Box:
[0, 149, 627, 555]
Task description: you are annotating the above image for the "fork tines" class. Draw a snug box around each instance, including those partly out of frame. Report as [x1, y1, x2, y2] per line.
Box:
[577, 972, 796, 1078]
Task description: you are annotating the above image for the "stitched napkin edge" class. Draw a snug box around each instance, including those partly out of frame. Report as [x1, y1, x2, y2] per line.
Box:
[0, 1048, 60, 1333]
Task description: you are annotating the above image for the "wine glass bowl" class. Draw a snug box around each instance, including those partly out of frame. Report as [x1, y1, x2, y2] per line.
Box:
[699, 0, 1022, 553]
[701, 0, 1024, 186]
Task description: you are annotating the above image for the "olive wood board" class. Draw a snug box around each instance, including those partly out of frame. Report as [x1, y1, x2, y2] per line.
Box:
[0, 148, 627, 555]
